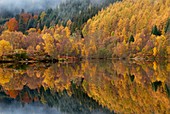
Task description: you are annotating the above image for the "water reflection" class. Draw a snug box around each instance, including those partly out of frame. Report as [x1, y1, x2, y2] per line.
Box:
[0, 60, 169, 113]
[0, 84, 112, 114]
[0, 102, 62, 114]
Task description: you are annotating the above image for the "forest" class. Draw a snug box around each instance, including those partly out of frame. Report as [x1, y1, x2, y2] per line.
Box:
[0, 0, 169, 62]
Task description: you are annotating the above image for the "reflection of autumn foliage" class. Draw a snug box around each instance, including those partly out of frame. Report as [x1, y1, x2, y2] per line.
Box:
[1, 65, 44, 90]
[43, 63, 84, 93]
[0, 85, 112, 114]
[5, 90, 20, 99]
[81, 61, 170, 113]
[0, 61, 169, 113]
[0, 63, 84, 93]
[0, 68, 13, 86]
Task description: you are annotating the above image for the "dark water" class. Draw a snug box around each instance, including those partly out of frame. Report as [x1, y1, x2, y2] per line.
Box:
[0, 60, 169, 114]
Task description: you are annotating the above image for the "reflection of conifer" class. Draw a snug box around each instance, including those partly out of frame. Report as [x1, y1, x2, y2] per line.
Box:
[152, 81, 162, 92]
[128, 35, 134, 44]
[129, 74, 135, 82]
[165, 18, 170, 33]
[0, 86, 13, 102]
[6, 84, 113, 114]
[165, 84, 170, 98]
[151, 25, 161, 36]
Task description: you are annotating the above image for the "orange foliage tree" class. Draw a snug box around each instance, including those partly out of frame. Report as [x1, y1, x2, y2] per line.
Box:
[7, 18, 19, 31]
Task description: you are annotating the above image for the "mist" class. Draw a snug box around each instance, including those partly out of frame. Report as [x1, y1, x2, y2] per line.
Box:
[0, 0, 64, 14]
[0, 0, 105, 13]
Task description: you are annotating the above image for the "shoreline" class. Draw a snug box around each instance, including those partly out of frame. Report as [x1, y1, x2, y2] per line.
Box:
[0, 57, 169, 64]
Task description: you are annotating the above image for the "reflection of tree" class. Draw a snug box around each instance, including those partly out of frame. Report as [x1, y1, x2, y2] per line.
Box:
[81, 60, 170, 113]
[152, 81, 162, 92]
[0, 61, 169, 113]
[165, 84, 170, 98]
[0, 85, 113, 114]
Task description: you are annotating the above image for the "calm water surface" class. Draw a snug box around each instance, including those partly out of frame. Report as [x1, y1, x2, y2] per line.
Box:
[0, 60, 169, 114]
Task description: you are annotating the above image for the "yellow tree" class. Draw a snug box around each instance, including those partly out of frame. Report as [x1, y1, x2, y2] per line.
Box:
[0, 40, 13, 57]
[42, 33, 56, 58]
[65, 27, 71, 38]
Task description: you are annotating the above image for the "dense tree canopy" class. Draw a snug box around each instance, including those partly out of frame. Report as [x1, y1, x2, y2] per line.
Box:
[82, 0, 170, 59]
[0, 0, 169, 61]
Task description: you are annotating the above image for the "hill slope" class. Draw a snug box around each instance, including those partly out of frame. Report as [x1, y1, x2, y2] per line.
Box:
[82, 0, 170, 59]
[0, 0, 119, 34]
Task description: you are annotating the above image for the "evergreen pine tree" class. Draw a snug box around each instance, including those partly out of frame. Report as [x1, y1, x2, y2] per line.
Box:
[18, 17, 25, 33]
[26, 18, 35, 30]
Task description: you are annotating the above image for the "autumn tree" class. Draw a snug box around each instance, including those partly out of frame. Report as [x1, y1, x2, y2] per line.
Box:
[0, 30, 24, 50]
[7, 18, 19, 31]
[0, 40, 12, 57]
[82, 0, 170, 59]
[42, 33, 57, 59]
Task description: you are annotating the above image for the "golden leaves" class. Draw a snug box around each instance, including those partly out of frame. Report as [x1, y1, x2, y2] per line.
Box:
[42, 33, 55, 57]
[0, 40, 12, 56]
[82, 0, 170, 59]
[0, 68, 13, 86]
[153, 47, 157, 56]
[0, 60, 169, 113]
